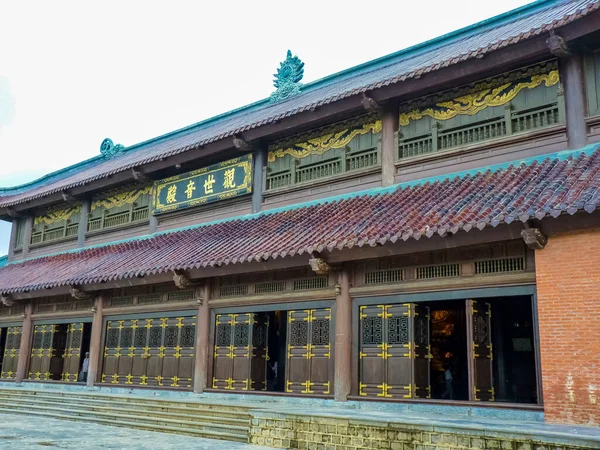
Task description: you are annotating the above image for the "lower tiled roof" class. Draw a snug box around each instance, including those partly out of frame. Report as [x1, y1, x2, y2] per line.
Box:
[1, 145, 599, 295]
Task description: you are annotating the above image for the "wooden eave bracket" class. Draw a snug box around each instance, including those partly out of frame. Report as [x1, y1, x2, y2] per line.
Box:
[233, 135, 251, 151]
[546, 30, 569, 58]
[361, 92, 380, 113]
[521, 227, 547, 250]
[172, 270, 197, 290]
[308, 257, 331, 275]
[70, 286, 91, 300]
[4, 208, 19, 218]
[131, 168, 149, 181]
[0, 294, 14, 307]
[61, 191, 76, 202]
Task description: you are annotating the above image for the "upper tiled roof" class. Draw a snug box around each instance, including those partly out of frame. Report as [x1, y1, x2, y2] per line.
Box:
[1, 0, 599, 208]
[0, 144, 599, 295]
[0, 256, 6, 269]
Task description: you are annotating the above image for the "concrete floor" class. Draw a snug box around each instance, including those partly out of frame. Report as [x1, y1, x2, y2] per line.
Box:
[0, 413, 279, 450]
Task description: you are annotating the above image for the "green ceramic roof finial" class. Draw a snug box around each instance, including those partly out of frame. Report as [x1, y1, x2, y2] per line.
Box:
[270, 50, 305, 103]
[100, 138, 125, 159]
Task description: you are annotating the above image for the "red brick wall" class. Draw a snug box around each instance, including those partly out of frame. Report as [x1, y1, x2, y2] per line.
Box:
[536, 229, 600, 425]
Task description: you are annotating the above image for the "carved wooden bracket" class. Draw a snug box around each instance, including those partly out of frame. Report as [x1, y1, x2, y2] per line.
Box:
[233, 136, 251, 151]
[361, 93, 380, 113]
[521, 228, 548, 250]
[173, 270, 196, 289]
[5, 208, 18, 218]
[309, 257, 331, 275]
[0, 295, 14, 307]
[131, 168, 148, 181]
[547, 30, 569, 58]
[61, 191, 76, 202]
[70, 286, 91, 301]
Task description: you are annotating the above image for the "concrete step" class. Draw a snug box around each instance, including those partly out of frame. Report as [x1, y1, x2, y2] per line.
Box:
[0, 402, 250, 436]
[0, 405, 248, 443]
[0, 396, 250, 426]
[0, 392, 249, 420]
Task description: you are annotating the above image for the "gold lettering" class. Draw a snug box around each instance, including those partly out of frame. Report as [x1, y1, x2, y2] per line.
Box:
[223, 168, 236, 189]
[166, 185, 177, 204]
[204, 174, 216, 194]
[185, 180, 196, 199]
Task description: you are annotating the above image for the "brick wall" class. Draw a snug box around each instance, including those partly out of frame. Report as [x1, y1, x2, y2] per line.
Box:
[536, 228, 600, 425]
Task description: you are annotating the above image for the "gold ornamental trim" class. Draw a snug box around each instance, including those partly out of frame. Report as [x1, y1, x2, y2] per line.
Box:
[91, 185, 152, 212]
[268, 120, 382, 163]
[34, 205, 82, 226]
[399, 70, 560, 126]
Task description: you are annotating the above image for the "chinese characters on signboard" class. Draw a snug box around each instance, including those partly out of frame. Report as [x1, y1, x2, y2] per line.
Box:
[153, 154, 253, 214]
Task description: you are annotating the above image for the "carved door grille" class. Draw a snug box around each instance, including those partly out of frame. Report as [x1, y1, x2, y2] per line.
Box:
[286, 309, 332, 395]
[28, 324, 59, 381]
[101, 316, 196, 389]
[467, 300, 494, 401]
[0, 327, 21, 380]
[212, 313, 269, 391]
[359, 304, 431, 399]
[61, 323, 84, 382]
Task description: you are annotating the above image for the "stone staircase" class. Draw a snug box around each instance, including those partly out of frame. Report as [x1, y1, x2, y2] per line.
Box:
[0, 387, 252, 443]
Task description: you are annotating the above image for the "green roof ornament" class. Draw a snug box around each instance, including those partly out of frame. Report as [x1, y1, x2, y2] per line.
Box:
[100, 138, 125, 159]
[270, 50, 305, 103]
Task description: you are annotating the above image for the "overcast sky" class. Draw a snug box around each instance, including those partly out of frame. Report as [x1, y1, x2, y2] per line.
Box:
[0, 0, 531, 256]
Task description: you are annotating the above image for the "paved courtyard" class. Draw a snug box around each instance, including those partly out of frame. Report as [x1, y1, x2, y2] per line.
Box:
[0, 413, 278, 450]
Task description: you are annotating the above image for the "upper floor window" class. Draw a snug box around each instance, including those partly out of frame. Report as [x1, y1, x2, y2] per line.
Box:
[265, 114, 381, 191]
[12, 218, 26, 252]
[87, 184, 151, 233]
[584, 48, 600, 118]
[397, 60, 564, 160]
[31, 204, 81, 245]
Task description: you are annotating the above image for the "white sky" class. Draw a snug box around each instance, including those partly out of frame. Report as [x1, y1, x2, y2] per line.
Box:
[0, 0, 531, 256]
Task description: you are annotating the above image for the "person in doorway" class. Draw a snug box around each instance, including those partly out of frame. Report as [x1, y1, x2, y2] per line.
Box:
[79, 352, 90, 383]
[441, 362, 454, 400]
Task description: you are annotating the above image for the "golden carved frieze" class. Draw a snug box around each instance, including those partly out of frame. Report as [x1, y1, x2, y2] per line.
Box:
[91, 185, 152, 212]
[34, 204, 82, 226]
[268, 117, 382, 163]
[399, 66, 560, 127]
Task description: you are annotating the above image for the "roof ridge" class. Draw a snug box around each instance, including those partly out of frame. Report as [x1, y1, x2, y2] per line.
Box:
[4, 144, 597, 268]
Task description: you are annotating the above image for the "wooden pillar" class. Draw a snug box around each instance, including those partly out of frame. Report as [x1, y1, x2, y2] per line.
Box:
[193, 283, 211, 393]
[560, 54, 588, 149]
[77, 199, 90, 247]
[15, 303, 33, 382]
[252, 148, 265, 214]
[149, 215, 158, 234]
[334, 268, 352, 402]
[381, 107, 399, 187]
[21, 216, 33, 259]
[86, 295, 104, 387]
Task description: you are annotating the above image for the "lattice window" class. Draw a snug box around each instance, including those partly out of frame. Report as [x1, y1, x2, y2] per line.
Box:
[415, 315, 428, 346]
[164, 326, 178, 347]
[216, 323, 232, 347]
[42, 331, 53, 349]
[134, 328, 147, 347]
[120, 328, 133, 347]
[252, 322, 266, 348]
[110, 296, 134, 307]
[293, 277, 327, 291]
[219, 285, 248, 297]
[71, 329, 83, 349]
[290, 321, 308, 346]
[233, 324, 249, 347]
[138, 293, 163, 304]
[416, 263, 460, 279]
[388, 316, 409, 345]
[365, 269, 403, 285]
[475, 257, 524, 274]
[33, 330, 44, 348]
[36, 304, 55, 314]
[255, 281, 285, 294]
[106, 328, 119, 348]
[311, 319, 330, 346]
[361, 317, 383, 345]
[180, 325, 195, 347]
[149, 327, 163, 348]
[167, 290, 194, 302]
[473, 315, 490, 345]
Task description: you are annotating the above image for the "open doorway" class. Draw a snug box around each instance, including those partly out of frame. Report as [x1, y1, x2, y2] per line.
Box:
[428, 300, 469, 401]
[0, 327, 7, 377]
[265, 311, 287, 392]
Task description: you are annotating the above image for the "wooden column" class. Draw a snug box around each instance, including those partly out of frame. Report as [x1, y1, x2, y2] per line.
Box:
[193, 283, 211, 393]
[561, 54, 588, 149]
[380, 106, 399, 187]
[77, 199, 90, 247]
[149, 215, 158, 234]
[15, 303, 33, 382]
[21, 216, 33, 259]
[87, 295, 104, 387]
[334, 267, 352, 402]
[252, 148, 265, 214]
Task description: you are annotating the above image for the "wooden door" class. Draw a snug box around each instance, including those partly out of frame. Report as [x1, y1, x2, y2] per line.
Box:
[61, 323, 84, 382]
[213, 314, 234, 389]
[102, 319, 135, 384]
[358, 305, 386, 396]
[1, 327, 22, 380]
[467, 299, 494, 401]
[28, 324, 58, 381]
[286, 308, 332, 395]
[385, 304, 413, 398]
[160, 316, 196, 389]
[413, 304, 431, 398]
[250, 313, 268, 391]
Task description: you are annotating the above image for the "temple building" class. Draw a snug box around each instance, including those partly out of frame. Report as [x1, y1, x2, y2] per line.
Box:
[0, 1, 599, 447]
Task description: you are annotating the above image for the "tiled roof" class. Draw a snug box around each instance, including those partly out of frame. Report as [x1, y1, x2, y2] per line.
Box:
[0, 256, 6, 269]
[1, 145, 599, 295]
[1, 0, 599, 208]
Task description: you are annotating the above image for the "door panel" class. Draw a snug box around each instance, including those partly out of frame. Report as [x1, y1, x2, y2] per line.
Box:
[231, 313, 253, 391]
[385, 304, 413, 398]
[61, 323, 84, 382]
[359, 305, 386, 397]
[250, 313, 268, 391]
[467, 300, 494, 401]
[413, 305, 431, 398]
[213, 314, 234, 389]
[309, 309, 331, 395]
[28, 325, 57, 381]
[286, 310, 311, 393]
[1, 327, 21, 380]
